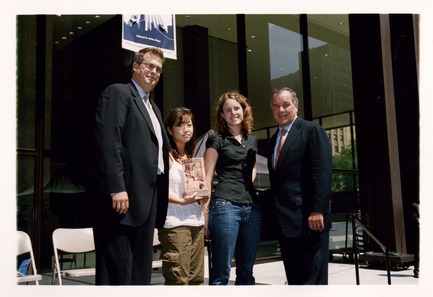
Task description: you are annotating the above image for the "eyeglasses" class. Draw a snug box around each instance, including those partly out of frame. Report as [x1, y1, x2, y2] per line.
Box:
[142, 62, 163, 74]
[271, 103, 292, 110]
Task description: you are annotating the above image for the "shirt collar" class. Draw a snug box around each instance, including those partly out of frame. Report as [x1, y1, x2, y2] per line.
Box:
[131, 79, 148, 101]
[280, 116, 297, 133]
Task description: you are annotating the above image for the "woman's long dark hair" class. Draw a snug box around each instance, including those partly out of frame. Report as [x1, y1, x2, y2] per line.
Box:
[164, 107, 196, 159]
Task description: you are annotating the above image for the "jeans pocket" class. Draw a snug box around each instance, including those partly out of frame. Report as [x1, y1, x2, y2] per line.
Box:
[212, 198, 230, 208]
[209, 198, 230, 230]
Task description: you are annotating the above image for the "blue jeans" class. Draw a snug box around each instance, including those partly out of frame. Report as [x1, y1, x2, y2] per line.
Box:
[209, 197, 263, 285]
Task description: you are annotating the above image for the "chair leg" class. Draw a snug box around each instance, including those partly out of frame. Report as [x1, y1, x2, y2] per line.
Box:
[72, 254, 77, 269]
[51, 263, 57, 285]
[51, 262, 64, 285]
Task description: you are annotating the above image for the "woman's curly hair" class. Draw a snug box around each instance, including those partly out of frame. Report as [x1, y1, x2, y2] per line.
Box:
[215, 91, 254, 135]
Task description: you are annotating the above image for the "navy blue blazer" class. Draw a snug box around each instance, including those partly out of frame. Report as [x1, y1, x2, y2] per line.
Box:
[95, 82, 169, 228]
[267, 117, 332, 237]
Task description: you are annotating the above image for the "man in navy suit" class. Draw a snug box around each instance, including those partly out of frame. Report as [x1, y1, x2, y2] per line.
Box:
[267, 87, 332, 285]
[94, 47, 169, 285]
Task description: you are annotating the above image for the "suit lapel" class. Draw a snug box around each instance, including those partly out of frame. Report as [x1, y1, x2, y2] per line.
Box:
[268, 131, 278, 172]
[129, 83, 157, 136]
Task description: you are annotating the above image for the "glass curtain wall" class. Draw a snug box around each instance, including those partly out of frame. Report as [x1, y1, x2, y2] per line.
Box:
[245, 15, 358, 217]
[246, 15, 303, 138]
[171, 15, 239, 128]
[307, 15, 358, 204]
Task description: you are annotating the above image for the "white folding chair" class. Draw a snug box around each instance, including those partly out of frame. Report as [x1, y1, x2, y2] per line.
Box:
[52, 228, 95, 285]
[16, 231, 42, 285]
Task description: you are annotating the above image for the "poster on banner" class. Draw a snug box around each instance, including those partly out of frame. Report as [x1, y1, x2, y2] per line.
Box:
[122, 14, 177, 60]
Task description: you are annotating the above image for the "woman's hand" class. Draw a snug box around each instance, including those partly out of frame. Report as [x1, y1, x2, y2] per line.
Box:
[203, 212, 211, 239]
[180, 192, 202, 205]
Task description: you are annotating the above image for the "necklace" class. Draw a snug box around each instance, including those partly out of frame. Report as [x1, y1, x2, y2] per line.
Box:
[229, 128, 243, 143]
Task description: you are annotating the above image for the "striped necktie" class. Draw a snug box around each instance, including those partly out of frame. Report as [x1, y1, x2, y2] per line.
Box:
[274, 128, 287, 168]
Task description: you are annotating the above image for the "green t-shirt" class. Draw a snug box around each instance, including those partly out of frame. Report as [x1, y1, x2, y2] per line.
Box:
[206, 132, 258, 204]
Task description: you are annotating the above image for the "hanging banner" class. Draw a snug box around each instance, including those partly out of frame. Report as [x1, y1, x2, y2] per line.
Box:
[122, 14, 177, 60]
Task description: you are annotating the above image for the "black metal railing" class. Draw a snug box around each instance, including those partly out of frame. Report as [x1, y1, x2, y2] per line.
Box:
[352, 215, 391, 285]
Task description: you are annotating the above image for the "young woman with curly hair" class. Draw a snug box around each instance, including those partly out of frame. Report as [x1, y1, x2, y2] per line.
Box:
[204, 91, 262, 285]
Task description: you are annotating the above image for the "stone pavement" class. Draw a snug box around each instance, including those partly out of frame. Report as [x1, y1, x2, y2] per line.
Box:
[28, 253, 418, 286]
[16, 220, 422, 297]
[15, 253, 425, 297]
[20, 221, 420, 286]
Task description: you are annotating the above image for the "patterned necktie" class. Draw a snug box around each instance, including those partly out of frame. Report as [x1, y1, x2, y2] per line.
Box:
[274, 128, 287, 168]
[145, 95, 164, 173]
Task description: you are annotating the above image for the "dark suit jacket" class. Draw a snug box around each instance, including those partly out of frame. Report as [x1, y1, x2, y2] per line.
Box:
[267, 117, 332, 237]
[95, 82, 169, 228]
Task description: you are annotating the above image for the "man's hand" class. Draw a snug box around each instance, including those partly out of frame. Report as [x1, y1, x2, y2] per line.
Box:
[308, 212, 324, 232]
[112, 191, 129, 214]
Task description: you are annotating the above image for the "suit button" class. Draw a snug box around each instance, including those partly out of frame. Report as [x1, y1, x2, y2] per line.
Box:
[154, 160, 158, 165]
[151, 181, 156, 186]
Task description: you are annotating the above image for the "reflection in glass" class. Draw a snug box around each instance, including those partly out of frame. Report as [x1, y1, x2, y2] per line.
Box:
[308, 16, 353, 118]
[267, 20, 304, 119]
[16, 157, 36, 237]
[246, 15, 301, 128]
[306, 15, 358, 208]
[268, 23, 302, 81]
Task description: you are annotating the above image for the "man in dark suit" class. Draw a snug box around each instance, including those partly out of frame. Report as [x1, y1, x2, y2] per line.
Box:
[267, 87, 332, 285]
[94, 47, 169, 285]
